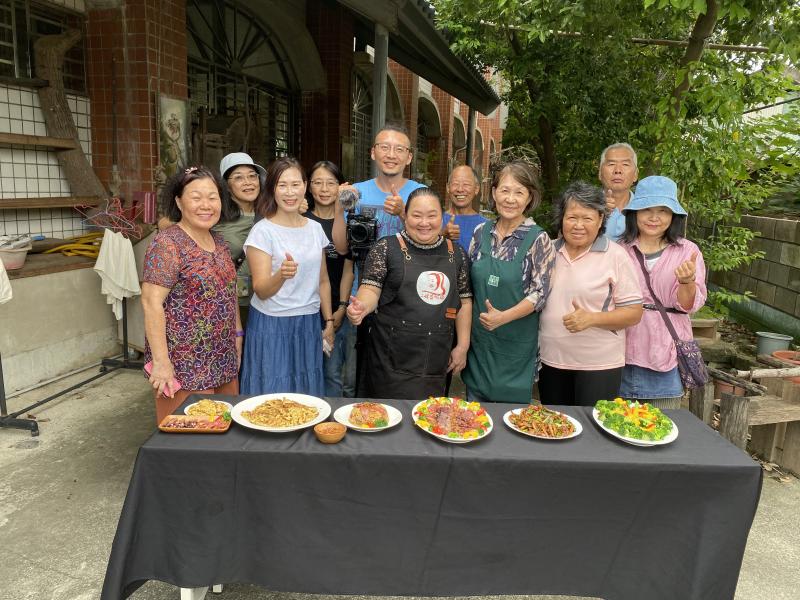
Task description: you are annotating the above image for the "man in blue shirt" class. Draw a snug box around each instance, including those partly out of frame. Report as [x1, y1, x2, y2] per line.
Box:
[598, 142, 638, 241]
[332, 123, 424, 255]
[442, 164, 487, 251]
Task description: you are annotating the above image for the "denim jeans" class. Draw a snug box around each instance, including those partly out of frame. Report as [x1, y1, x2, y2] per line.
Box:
[324, 319, 357, 398]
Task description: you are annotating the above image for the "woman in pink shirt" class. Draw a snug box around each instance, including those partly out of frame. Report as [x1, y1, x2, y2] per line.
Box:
[538, 182, 643, 406]
[619, 176, 707, 409]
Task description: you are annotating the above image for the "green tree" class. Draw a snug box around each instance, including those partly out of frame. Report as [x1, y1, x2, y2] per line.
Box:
[436, 0, 800, 305]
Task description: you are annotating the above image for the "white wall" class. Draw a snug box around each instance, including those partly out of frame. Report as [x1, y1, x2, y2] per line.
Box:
[0, 269, 119, 393]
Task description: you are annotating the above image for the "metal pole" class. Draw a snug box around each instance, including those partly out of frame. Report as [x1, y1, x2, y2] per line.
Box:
[371, 23, 389, 178]
[465, 107, 476, 166]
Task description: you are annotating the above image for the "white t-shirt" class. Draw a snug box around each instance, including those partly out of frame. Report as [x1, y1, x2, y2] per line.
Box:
[244, 217, 329, 317]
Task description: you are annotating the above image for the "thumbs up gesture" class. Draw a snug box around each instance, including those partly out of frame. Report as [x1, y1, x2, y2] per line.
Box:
[604, 188, 617, 213]
[479, 298, 506, 331]
[562, 298, 593, 333]
[675, 252, 698, 284]
[443, 213, 460, 241]
[280, 252, 297, 279]
[383, 185, 404, 216]
[347, 294, 368, 325]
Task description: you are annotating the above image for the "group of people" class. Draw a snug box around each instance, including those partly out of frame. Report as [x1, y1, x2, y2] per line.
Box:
[142, 123, 706, 423]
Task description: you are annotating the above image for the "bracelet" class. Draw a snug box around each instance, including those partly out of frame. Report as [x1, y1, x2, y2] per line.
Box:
[325, 318, 334, 322]
[679, 278, 695, 284]
[235, 330, 245, 337]
[338, 301, 348, 307]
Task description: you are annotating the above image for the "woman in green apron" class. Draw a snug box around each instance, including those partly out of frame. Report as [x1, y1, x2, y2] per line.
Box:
[462, 161, 556, 403]
[346, 188, 473, 400]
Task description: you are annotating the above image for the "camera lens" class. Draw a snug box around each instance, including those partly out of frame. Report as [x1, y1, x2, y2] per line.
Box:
[350, 223, 369, 244]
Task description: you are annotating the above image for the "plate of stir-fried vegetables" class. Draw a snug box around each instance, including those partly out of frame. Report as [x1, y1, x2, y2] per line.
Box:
[503, 404, 582, 440]
[593, 398, 677, 446]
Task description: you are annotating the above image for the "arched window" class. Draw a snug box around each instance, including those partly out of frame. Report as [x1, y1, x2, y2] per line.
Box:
[186, 0, 296, 167]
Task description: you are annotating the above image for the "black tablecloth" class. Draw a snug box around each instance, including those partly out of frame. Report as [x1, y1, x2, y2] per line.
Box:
[101, 397, 762, 600]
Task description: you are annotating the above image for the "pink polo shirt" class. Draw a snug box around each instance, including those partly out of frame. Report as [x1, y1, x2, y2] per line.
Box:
[622, 238, 707, 372]
[540, 236, 642, 370]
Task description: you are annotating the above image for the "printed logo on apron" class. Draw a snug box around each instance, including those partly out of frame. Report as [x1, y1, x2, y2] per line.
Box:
[416, 271, 451, 305]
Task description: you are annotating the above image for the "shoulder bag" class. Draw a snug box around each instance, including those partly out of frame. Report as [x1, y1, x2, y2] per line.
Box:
[633, 247, 709, 390]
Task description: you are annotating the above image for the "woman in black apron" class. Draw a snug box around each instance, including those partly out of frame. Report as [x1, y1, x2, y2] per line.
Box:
[346, 187, 473, 400]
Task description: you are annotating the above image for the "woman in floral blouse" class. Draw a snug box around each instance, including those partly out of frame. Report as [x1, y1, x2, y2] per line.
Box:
[142, 166, 242, 423]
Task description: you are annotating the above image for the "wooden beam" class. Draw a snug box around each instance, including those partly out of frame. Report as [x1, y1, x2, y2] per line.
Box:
[719, 393, 750, 450]
[708, 366, 767, 395]
[0, 196, 102, 209]
[748, 395, 800, 426]
[6, 253, 94, 280]
[736, 366, 800, 380]
[0, 132, 78, 149]
[690, 381, 715, 425]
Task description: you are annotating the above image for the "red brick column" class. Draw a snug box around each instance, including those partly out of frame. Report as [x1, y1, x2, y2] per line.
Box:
[86, 0, 187, 201]
[300, 0, 354, 174]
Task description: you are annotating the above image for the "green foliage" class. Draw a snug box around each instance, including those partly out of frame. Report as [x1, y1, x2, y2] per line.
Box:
[435, 0, 800, 309]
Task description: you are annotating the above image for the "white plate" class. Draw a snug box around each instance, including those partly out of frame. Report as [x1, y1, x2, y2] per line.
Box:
[592, 408, 679, 446]
[183, 400, 233, 416]
[231, 393, 331, 432]
[333, 403, 403, 432]
[411, 399, 493, 444]
[503, 407, 583, 440]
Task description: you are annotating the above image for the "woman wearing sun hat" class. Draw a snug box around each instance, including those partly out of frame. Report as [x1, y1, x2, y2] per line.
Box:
[213, 152, 267, 330]
[618, 175, 707, 409]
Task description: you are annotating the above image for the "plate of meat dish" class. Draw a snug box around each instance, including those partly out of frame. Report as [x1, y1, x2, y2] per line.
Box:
[503, 404, 582, 440]
[159, 414, 231, 433]
[592, 398, 678, 447]
[412, 397, 493, 443]
[230, 393, 331, 432]
[333, 402, 403, 432]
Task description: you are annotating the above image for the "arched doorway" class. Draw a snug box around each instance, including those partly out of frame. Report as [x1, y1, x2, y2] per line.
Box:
[415, 96, 441, 186]
[451, 115, 466, 167]
[186, 0, 298, 170]
[349, 67, 404, 182]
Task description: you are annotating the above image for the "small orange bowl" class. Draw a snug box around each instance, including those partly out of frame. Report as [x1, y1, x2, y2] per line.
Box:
[314, 421, 346, 444]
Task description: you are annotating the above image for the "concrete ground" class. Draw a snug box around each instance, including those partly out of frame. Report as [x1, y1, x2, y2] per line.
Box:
[0, 367, 798, 600]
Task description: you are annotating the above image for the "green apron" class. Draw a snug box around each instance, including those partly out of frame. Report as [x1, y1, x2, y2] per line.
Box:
[462, 222, 542, 402]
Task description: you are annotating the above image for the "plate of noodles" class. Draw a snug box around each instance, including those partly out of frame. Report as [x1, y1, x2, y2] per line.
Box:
[230, 393, 331, 432]
[503, 404, 582, 440]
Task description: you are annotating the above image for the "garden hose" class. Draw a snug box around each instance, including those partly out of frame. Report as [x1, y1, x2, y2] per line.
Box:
[42, 231, 104, 258]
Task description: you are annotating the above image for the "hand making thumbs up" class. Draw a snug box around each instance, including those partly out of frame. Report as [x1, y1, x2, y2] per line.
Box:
[675, 252, 698, 284]
[347, 294, 369, 325]
[479, 298, 506, 331]
[562, 298, 593, 333]
[280, 252, 297, 279]
[443, 213, 460, 241]
[384, 185, 404, 216]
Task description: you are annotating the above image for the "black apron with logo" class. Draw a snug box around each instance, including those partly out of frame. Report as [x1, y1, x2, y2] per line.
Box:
[362, 234, 461, 400]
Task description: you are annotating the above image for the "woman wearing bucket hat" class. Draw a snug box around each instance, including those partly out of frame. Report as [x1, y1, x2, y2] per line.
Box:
[213, 152, 267, 329]
[619, 175, 707, 409]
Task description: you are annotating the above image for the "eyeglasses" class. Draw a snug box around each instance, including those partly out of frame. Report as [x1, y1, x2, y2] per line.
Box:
[228, 173, 259, 185]
[276, 182, 305, 192]
[373, 143, 411, 155]
[310, 179, 339, 188]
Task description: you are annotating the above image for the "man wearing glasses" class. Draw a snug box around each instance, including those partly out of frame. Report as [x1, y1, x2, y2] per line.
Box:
[353, 122, 425, 238]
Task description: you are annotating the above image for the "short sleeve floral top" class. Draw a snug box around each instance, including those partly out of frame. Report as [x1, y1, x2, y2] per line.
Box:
[143, 225, 238, 390]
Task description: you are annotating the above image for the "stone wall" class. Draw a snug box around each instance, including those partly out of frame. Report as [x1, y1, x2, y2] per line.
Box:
[711, 215, 800, 320]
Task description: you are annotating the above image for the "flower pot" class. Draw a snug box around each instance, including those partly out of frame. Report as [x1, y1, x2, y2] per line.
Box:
[714, 379, 745, 398]
[756, 332, 793, 356]
[771, 350, 800, 384]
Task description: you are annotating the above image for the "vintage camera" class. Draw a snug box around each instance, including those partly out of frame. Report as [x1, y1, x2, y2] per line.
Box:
[346, 205, 379, 262]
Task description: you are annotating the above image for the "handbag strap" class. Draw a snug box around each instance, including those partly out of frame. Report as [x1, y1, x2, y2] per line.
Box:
[632, 246, 683, 343]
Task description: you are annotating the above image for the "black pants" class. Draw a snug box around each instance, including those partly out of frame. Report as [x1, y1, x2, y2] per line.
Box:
[537, 364, 623, 406]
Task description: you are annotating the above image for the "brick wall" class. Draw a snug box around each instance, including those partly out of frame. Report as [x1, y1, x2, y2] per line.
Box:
[711, 215, 800, 319]
[86, 0, 187, 201]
